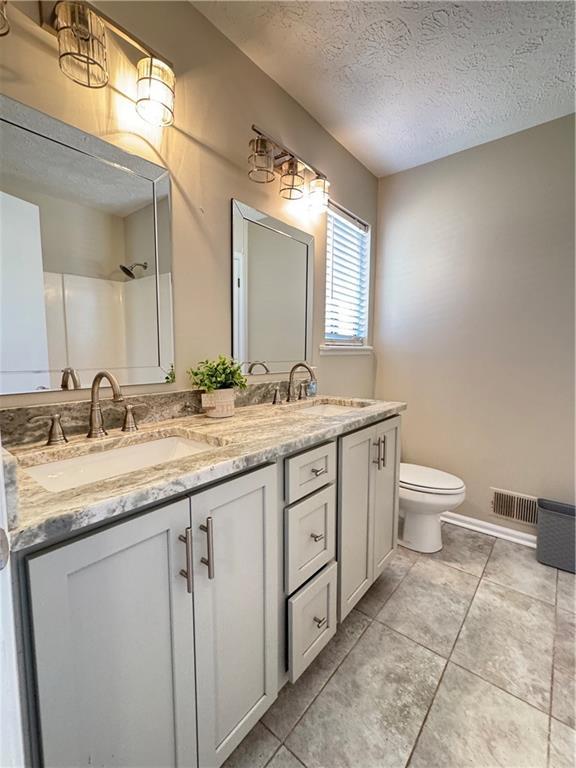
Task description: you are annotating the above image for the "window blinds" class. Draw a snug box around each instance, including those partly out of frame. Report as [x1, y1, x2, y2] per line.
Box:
[324, 203, 370, 345]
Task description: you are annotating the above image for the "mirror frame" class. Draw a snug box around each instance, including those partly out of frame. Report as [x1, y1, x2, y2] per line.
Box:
[0, 94, 174, 394]
[231, 199, 314, 374]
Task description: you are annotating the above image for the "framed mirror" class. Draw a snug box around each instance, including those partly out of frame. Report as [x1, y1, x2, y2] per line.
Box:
[232, 199, 313, 374]
[0, 95, 174, 395]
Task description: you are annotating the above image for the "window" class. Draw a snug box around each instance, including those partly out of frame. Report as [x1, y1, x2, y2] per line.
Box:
[324, 202, 370, 346]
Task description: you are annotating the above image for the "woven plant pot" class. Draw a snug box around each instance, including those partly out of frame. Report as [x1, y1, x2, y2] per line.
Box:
[201, 388, 236, 418]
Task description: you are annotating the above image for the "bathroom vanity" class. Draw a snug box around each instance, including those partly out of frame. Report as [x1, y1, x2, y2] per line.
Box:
[5, 397, 404, 768]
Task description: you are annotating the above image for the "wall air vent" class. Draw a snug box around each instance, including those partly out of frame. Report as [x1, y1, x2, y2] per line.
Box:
[491, 487, 538, 526]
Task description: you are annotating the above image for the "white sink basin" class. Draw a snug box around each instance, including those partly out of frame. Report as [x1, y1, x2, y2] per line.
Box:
[26, 436, 214, 492]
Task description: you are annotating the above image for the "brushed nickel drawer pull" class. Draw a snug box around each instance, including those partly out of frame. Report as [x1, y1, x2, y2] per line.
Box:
[373, 438, 382, 468]
[313, 615, 327, 629]
[178, 528, 193, 593]
[310, 532, 325, 542]
[200, 517, 215, 579]
[380, 435, 387, 469]
[311, 466, 327, 477]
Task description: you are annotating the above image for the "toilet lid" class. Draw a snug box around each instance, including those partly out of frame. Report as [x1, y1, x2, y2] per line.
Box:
[400, 463, 465, 495]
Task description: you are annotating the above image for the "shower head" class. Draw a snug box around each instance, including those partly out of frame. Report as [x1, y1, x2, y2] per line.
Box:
[120, 261, 148, 279]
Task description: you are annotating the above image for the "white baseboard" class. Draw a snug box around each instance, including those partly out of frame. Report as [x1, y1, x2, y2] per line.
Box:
[441, 511, 537, 549]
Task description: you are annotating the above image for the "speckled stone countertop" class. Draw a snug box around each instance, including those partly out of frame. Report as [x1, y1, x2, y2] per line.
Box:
[6, 397, 406, 552]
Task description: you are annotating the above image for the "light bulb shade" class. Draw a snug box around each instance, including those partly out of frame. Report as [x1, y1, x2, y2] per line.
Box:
[55, 2, 108, 88]
[248, 137, 275, 183]
[0, 0, 10, 37]
[279, 158, 305, 200]
[136, 57, 175, 127]
[308, 175, 330, 212]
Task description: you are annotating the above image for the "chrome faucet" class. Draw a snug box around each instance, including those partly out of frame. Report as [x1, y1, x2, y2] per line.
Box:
[61, 367, 81, 390]
[87, 370, 124, 438]
[247, 361, 270, 374]
[287, 362, 317, 402]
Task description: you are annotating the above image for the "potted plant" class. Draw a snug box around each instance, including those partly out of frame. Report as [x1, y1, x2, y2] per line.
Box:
[187, 355, 247, 418]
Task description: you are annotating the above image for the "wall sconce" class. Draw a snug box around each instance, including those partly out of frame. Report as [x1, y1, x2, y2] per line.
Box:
[248, 125, 330, 211]
[0, 0, 10, 37]
[41, 2, 176, 127]
[136, 56, 175, 127]
[248, 137, 275, 183]
[308, 175, 330, 212]
[280, 158, 305, 200]
[55, 1, 108, 88]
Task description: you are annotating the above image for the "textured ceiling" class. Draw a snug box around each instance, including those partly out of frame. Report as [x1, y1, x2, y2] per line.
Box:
[194, 1, 575, 175]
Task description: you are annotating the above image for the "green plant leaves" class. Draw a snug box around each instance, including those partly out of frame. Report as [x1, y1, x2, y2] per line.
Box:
[186, 355, 248, 392]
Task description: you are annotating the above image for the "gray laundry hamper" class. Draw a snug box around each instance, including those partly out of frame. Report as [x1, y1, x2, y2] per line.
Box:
[536, 499, 575, 573]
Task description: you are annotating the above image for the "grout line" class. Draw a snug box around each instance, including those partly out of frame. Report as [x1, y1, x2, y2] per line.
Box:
[481, 575, 558, 610]
[547, 569, 560, 768]
[404, 657, 450, 767]
[355, 553, 419, 620]
[281, 611, 374, 747]
[283, 743, 307, 767]
[262, 742, 283, 768]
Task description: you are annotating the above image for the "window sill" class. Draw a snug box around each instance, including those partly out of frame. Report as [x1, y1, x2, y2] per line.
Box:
[319, 345, 374, 357]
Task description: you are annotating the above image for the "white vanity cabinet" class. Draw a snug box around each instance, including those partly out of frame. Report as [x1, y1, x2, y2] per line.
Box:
[28, 499, 197, 768]
[338, 416, 400, 620]
[192, 465, 278, 768]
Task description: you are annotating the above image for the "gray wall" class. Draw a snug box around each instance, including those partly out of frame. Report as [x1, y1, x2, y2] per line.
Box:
[374, 116, 575, 528]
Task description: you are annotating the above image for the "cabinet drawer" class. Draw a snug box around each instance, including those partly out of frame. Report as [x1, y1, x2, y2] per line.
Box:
[288, 561, 337, 682]
[285, 442, 336, 504]
[285, 485, 336, 594]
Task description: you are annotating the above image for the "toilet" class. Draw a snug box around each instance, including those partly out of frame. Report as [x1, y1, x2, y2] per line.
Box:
[399, 463, 466, 553]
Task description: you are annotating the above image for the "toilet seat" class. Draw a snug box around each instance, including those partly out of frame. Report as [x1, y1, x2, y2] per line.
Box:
[399, 463, 465, 496]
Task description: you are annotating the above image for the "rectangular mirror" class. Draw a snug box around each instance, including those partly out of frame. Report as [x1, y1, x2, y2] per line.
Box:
[232, 200, 313, 374]
[0, 95, 174, 394]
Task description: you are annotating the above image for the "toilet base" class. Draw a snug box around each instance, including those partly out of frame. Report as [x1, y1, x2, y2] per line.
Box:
[401, 510, 443, 554]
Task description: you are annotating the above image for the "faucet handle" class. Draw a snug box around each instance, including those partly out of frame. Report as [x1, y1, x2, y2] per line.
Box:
[272, 386, 282, 405]
[298, 382, 308, 400]
[121, 404, 139, 433]
[28, 413, 68, 446]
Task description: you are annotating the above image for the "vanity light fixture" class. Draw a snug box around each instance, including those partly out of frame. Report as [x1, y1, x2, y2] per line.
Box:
[248, 125, 330, 211]
[279, 158, 305, 200]
[248, 137, 275, 183]
[0, 0, 10, 37]
[308, 175, 330, 213]
[41, 2, 176, 126]
[55, 1, 109, 88]
[136, 56, 175, 127]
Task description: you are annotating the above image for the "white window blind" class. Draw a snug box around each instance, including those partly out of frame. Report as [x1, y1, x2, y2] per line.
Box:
[324, 202, 370, 345]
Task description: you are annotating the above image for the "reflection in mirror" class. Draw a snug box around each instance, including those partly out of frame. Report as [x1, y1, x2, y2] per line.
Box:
[0, 96, 174, 395]
[232, 200, 313, 374]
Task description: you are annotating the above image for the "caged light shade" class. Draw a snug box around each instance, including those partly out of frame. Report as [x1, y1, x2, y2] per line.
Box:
[279, 158, 305, 200]
[248, 137, 275, 183]
[136, 56, 175, 127]
[55, 1, 109, 88]
[308, 175, 330, 212]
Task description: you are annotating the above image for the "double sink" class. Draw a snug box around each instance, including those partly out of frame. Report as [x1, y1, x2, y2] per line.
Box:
[23, 399, 369, 493]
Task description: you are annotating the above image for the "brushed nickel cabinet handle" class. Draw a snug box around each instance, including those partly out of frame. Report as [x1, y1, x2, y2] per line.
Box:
[373, 438, 382, 468]
[310, 532, 325, 542]
[380, 435, 387, 469]
[200, 516, 215, 579]
[313, 616, 327, 629]
[178, 528, 193, 593]
[311, 466, 327, 477]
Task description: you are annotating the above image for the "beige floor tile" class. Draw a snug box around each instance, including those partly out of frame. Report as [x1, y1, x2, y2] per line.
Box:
[549, 719, 576, 768]
[355, 547, 417, 618]
[425, 523, 495, 577]
[557, 570, 575, 613]
[555, 608, 576, 676]
[484, 539, 557, 604]
[552, 668, 576, 729]
[286, 622, 445, 768]
[452, 579, 555, 711]
[223, 722, 280, 768]
[409, 663, 549, 768]
[376, 558, 478, 657]
[262, 609, 370, 740]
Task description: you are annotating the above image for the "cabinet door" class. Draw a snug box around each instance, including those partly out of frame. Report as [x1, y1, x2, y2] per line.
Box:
[338, 425, 376, 621]
[28, 500, 197, 768]
[192, 465, 278, 768]
[372, 416, 401, 579]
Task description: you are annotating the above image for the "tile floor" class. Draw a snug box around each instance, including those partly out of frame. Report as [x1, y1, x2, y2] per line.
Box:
[224, 524, 575, 768]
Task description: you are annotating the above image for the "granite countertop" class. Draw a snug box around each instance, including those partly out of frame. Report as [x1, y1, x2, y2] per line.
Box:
[5, 397, 406, 552]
